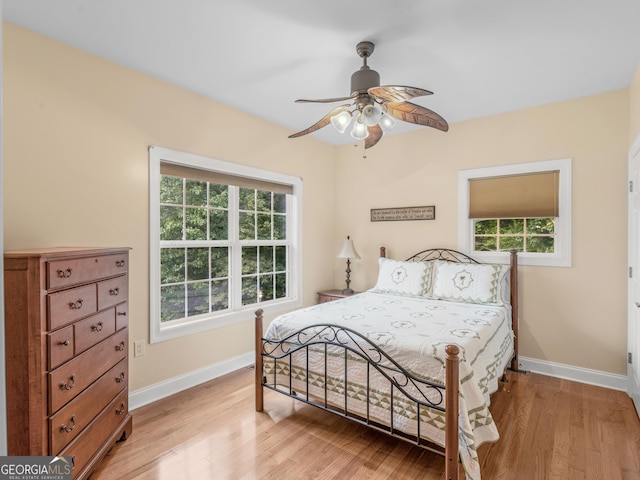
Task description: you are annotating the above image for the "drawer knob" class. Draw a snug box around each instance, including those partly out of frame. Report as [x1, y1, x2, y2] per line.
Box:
[115, 372, 125, 383]
[57, 268, 73, 278]
[59, 339, 70, 346]
[115, 341, 126, 352]
[109, 287, 120, 296]
[115, 402, 126, 415]
[60, 374, 76, 391]
[60, 415, 76, 433]
[115, 260, 126, 268]
[91, 322, 104, 332]
[68, 299, 84, 310]
[117, 311, 127, 316]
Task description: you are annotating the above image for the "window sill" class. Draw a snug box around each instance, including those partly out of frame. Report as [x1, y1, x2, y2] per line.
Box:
[468, 250, 571, 267]
[150, 297, 302, 344]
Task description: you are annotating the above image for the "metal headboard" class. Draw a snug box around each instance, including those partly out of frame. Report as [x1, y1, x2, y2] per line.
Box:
[379, 246, 480, 264]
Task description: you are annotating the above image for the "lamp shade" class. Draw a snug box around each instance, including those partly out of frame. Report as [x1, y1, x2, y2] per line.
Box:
[350, 115, 369, 140]
[361, 104, 382, 126]
[337, 236, 361, 259]
[330, 110, 352, 133]
[379, 112, 397, 133]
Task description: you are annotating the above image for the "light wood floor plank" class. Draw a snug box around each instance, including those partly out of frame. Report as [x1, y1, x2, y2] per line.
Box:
[90, 368, 640, 480]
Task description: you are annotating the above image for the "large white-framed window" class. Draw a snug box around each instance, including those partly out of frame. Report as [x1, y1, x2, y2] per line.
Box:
[149, 146, 303, 343]
[458, 158, 572, 267]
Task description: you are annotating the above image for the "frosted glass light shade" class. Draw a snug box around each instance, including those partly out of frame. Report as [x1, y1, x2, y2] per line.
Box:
[361, 104, 382, 126]
[330, 110, 352, 133]
[350, 119, 369, 140]
[379, 113, 397, 133]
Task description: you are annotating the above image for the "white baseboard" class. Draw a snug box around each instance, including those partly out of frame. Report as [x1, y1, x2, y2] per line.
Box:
[127, 353, 629, 411]
[128, 351, 254, 410]
[518, 356, 629, 392]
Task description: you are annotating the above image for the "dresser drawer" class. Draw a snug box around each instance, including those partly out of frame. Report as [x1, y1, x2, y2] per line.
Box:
[49, 328, 128, 413]
[97, 276, 128, 310]
[115, 303, 128, 331]
[48, 326, 74, 370]
[48, 284, 98, 331]
[47, 254, 128, 290]
[49, 358, 128, 454]
[60, 389, 129, 479]
[74, 309, 116, 355]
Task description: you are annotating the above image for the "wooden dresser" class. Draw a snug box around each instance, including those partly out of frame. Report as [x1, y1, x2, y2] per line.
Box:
[4, 247, 133, 479]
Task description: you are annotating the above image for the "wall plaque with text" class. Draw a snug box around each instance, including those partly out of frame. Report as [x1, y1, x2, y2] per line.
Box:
[370, 206, 435, 222]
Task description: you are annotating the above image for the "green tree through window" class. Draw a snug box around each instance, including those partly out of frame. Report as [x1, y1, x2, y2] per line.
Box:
[474, 218, 555, 253]
[159, 176, 288, 324]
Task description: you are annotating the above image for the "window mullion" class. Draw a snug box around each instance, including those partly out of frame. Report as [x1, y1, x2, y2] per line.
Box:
[183, 247, 188, 320]
[182, 178, 187, 242]
[207, 182, 212, 315]
[285, 194, 293, 299]
[228, 185, 241, 309]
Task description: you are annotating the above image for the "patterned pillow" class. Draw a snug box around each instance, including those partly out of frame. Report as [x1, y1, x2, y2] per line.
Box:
[371, 258, 430, 297]
[431, 260, 510, 305]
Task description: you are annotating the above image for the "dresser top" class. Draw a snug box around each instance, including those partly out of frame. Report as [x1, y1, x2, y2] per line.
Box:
[4, 246, 130, 259]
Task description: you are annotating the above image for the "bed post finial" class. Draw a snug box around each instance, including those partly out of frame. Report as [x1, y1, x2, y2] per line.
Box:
[380, 246, 386, 258]
[445, 344, 460, 480]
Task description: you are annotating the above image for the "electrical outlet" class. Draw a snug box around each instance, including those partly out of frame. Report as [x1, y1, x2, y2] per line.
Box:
[134, 340, 145, 357]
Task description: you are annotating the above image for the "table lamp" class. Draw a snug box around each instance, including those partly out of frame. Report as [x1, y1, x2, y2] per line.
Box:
[337, 236, 361, 294]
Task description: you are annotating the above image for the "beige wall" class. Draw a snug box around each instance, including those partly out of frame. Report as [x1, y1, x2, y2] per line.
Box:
[631, 62, 640, 146]
[2, 23, 337, 390]
[335, 90, 630, 375]
[2, 21, 633, 393]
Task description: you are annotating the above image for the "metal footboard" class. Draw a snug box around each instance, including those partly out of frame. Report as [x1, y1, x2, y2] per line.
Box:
[255, 309, 461, 480]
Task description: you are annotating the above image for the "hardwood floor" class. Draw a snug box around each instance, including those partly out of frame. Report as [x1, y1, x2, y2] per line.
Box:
[91, 367, 640, 480]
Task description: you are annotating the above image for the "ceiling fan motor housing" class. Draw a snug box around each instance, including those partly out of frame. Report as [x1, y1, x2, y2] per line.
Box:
[351, 67, 380, 97]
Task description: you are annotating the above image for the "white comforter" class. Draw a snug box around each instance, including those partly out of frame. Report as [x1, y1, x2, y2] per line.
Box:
[263, 291, 514, 480]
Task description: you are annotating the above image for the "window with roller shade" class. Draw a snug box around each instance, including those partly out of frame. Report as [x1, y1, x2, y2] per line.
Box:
[149, 146, 303, 343]
[458, 159, 572, 267]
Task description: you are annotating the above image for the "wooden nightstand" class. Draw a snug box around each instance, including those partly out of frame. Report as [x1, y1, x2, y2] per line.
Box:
[317, 289, 360, 304]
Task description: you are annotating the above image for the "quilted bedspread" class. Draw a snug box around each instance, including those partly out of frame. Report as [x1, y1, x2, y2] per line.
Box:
[263, 291, 514, 480]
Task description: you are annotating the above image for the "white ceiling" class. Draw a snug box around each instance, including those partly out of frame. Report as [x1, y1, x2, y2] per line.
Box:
[4, 0, 640, 145]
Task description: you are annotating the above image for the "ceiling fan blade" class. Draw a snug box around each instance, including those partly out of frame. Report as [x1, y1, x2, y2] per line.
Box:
[368, 86, 433, 103]
[295, 96, 354, 104]
[384, 101, 448, 132]
[365, 124, 383, 149]
[288, 104, 351, 138]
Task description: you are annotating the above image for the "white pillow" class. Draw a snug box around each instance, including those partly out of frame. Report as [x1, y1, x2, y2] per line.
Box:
[431, 260, 510, 305]
[371, 258, 430, 297]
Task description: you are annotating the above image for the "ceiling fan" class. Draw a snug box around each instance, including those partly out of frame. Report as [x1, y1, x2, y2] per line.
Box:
[289, 41, 448, 149]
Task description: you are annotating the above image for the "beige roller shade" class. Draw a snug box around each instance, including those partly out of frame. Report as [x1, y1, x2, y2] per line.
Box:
[160, 162, 294, 195]
[469, 170, 559, 219]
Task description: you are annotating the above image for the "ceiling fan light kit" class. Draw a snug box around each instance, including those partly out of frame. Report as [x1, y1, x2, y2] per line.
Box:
[289, 41, 448, 149]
